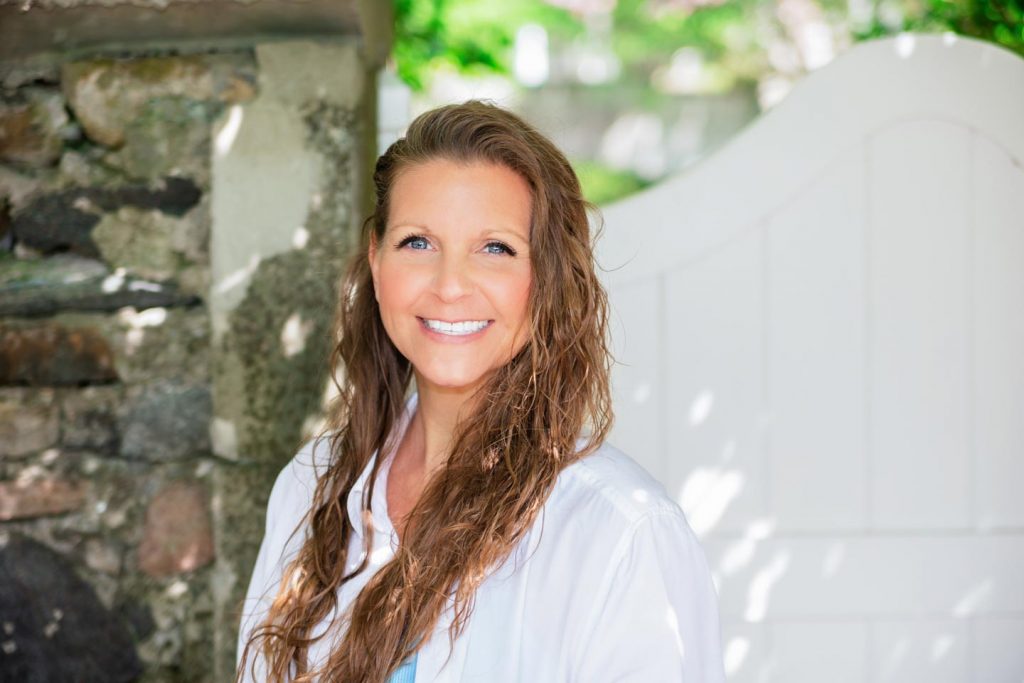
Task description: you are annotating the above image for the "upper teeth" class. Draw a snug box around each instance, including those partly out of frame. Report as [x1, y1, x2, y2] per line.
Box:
[423, 319, 490, 336]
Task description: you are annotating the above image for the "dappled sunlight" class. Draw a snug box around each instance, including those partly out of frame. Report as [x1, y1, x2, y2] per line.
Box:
[215, 104, 244, 157]
[117, 306, 168, 355]
[723, 636, 750, 676]
[688, 390, 714, 426]
[215, 253, 261, 295]
[821, 541, 845, 578]
[930, 634, 954, 662]
[878, 637, 911, 680]
[677, 465, 744, 537]
[952, 579, 993, 617]
[101, 267, 127, 293]
[631, 382, 652, 404]
[165, 580, 188, 598]
[744, 550, 789, 622]
[280, 312, 313, 358]
[292, 225, 310, 249]
[664, 606, 685, 658]
[717, 518, 776, 577]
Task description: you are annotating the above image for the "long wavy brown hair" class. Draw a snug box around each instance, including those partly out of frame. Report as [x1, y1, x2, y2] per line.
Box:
[236, 100, 614, 682]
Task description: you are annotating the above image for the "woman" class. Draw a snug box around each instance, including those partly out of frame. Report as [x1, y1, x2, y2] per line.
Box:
[236, 101, 725, 682]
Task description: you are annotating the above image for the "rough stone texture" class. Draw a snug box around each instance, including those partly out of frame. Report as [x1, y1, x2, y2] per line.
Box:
[62, 55, 255, 149]
[91, 208, 182, 281]
[207, 41, 373, 680]
[57, 148, 122, 187]
[10, 190, 101, 257]
[0, 388, 59, 458]
[83, 537, 123, 575]
[0, 477, 87, 520]
[0, 61, 60, 91]
[0, 533, 143, 682]
[137, 480, 214, 578]
[0, 164, 44, 211]
[0, 255, 201, 318]
[0, 323, 118, 386]
[119, 381, 212, 461]
[0, 38, 377, 683]
[116, 97, 220, 183]
[10, 177, 203, 256]
[0, 252, 108, 287]
[0, 89, 72, 168]
[59, 384, 123, 453]
[100, 307, 210, 386]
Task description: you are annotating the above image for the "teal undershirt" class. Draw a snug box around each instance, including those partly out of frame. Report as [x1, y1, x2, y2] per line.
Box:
[386, 653, 418, 683]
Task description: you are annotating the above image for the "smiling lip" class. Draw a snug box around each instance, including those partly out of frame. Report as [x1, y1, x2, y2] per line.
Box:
[417, 317, 493, 341]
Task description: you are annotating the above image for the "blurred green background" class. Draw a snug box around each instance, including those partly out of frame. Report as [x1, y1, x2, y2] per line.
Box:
[387, 0, 1023, 204]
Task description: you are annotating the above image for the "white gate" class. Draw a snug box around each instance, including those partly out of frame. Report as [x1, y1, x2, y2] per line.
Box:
[598, 34, 1024, 682]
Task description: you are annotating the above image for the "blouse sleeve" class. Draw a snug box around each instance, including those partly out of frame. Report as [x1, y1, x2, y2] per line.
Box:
[572, 511, 726, 683]
[235, 457, 307, 682]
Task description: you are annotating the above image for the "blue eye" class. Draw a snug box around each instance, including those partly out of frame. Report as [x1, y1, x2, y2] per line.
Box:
[397, 234, 429, 250]
[484, 241, 516, 256]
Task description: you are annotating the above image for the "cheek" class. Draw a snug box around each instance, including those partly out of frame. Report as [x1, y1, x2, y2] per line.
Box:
[376, 260, 419, 313]
[495, 268, 532, 330]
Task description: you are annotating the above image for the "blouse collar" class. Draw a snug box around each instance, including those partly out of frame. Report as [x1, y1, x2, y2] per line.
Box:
[345, 391, 419, 541]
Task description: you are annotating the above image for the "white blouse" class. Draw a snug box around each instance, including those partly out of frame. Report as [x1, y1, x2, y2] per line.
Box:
[237, 393, 726, 682]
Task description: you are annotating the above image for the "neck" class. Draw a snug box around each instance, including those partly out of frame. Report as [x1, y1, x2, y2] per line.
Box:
[403, 375, 483, 475]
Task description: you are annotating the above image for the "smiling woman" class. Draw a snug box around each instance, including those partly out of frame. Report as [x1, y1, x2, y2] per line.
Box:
[235, 101, 725, 683]
[369, 159, 533, 405]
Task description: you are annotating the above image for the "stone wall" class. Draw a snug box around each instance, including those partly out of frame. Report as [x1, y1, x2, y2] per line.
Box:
[0, 39, 376, 682]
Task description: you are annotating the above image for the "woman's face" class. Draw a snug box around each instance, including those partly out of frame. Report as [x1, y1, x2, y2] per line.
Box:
[369, 158, 533, 398]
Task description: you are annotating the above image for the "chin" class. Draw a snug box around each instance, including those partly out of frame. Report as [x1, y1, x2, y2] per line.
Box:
[416, 365, 489, 392]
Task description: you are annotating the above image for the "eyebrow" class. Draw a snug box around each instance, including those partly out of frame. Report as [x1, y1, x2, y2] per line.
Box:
[385, 223, 530, 245]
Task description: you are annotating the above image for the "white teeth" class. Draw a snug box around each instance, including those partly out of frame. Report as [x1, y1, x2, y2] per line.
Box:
[422, 319, 491, 336]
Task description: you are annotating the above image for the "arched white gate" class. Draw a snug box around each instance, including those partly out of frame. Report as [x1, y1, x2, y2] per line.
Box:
[598, 34, 1024, 682]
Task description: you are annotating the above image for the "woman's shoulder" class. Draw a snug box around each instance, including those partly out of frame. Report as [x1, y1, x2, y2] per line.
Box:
[548, 439, 688, 532]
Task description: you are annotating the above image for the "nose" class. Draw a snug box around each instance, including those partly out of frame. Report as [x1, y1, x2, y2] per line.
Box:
[432, 251, 473, 303]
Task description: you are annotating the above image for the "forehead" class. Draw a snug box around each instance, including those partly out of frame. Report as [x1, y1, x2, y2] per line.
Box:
[387, 158, 532, 234]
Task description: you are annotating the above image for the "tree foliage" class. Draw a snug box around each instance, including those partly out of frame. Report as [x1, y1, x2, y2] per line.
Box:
[393, 0, 1024, 91]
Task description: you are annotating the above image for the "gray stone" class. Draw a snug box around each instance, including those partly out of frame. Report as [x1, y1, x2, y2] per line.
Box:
[119, 381, 211, 461]
[9, 189, 101, 257]
[91, 207, 181, 281]
[61, 55, 254, 150]
[116, 96, 218, 182]
[0, 533, 142, 682]
[0, 275, 200, 318]
[63, 56, 214, 148]
[102, 307, 210, 385]
[10, 177, 203, 256]
[0, 61, 60, 91]
[83, 538, 122, 575]
[0, 165, 41, 211]
[0, 252, 108, 288]
[0, 254, 201, 318]
[57, 149, 121, 187]
[59, 385, 122, 453]
[0, 388, 58, 458]
[0, 323, 118, 386]
[137, 480, 214, 577]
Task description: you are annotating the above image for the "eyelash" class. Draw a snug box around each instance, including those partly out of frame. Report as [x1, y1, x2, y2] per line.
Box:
[394, 233, 517, 257]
